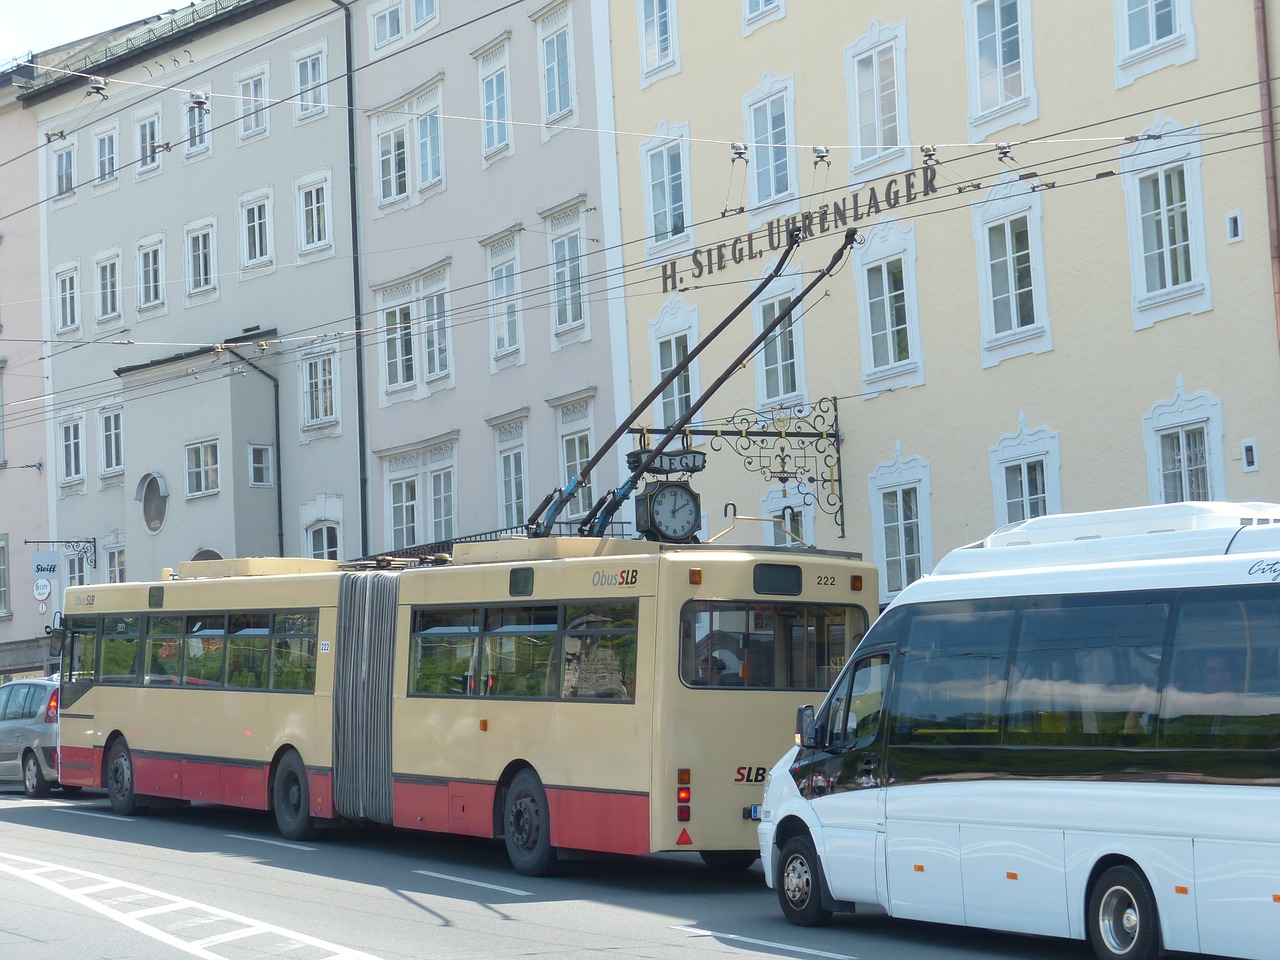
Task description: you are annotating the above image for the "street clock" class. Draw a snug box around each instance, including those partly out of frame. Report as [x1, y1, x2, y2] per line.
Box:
[635, 480, 702, 542]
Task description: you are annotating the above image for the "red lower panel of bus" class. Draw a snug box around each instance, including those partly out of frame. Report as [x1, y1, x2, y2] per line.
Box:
[58, 746, 334, 820]
[390, 778, 650, 855]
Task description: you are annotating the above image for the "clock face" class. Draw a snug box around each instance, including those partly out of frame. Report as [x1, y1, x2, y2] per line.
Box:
[650, 482, 700, 540]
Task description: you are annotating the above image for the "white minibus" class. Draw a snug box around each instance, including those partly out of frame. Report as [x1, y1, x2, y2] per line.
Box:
[758, 501, 1280, 960]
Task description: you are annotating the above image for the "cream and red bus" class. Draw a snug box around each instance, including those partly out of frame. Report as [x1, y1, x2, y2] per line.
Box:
[56, 536, 875, 874]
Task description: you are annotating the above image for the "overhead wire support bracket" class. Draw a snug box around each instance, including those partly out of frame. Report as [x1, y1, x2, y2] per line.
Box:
[579, 227, 861, 539]
[524, 229, 804, 538]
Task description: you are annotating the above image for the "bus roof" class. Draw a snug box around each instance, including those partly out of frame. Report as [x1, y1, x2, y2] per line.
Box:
[926, 501, 1280, 581]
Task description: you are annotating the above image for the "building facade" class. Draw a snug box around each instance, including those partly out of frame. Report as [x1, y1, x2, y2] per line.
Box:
[17, 0, 365, 595]
[608, 0, 1280, 603]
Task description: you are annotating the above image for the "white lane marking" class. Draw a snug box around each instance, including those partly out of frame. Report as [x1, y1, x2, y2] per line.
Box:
[671, 925, 859, 960]
[0, 852, 386, 960]
[411, 869, 533, 897]
[223, 834, 316, 851]
[56, 809, 135, 822]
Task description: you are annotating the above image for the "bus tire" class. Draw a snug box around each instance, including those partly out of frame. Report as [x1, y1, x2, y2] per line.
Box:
[699, 850, 758, 872]
[23, 750, 51, 798]
[504, 769, 558, 876]
[1088, 865, 1160, 960]
[105, 739, 147, 816]
[777, 835, 832, 927]
[273, 751, 319, 842]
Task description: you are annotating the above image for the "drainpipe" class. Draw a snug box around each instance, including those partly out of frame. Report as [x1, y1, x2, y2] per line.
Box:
[1255, 0, 1280, 355]
[229, 349, 284, 557]
[330, 0, 371, 557]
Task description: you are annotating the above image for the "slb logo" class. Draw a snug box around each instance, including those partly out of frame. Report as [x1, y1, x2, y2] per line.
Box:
[734, 766, 767, 784]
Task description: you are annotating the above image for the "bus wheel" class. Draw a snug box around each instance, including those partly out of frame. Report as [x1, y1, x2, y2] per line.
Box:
[273, 751, 319, 842]
[105, 739, 147, 816]
[699, 850, 758, 872]
[23, 751, 51, 798]
[777, 835, 832, 927]
[1088, 865, 1160, 960]
[504, 769, 558, 876]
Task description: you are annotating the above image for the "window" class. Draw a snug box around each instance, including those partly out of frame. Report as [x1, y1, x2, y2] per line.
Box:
[96, 131, 116, 181]
[374, 5, 403, 47]
[657, 332, 691, 428]
[185, 440, 220, 497]
[422, 286, 451, 380]
[744, 0, 784, 33]
[379, 129, 408, 202]
[100, 409, 123, 475]
[749, 91, 791, 205]
[647, 139, 687, 245]
[242, 198, 271, 266]
[561, 430, 592, 517]
[482, 66, 509, 154]
[642, 0, 675, 72]
[1114, 0, 1195, 87]
[490, 253, 520, 356]
[1143, 379, 1224, 503]
[552, 232, 584, 330]
[65, 554, 86, 587]
[185, 103, 208, 152]
[385, 305, 415, 389]
[139, 243, 164, 308]
[137, 115, 160, 171]
[867, 259, 908, 369]
[987, 215, 1034, 333]
[764, 487, 809, 547]
[55, 147, 74, 195]
[855, 222, 923, 392]
[56, 268, 79, 331]
[870, 449, 932, 603]
[971, 0, 1025, 114]
[303, 354, 336, 425]
[1160, 424, 1209, 502]
[391, 477, 418, 549]
[239, 72, 267, 137]
[299, 178, 329, 250]
[882, 486, 921, 595]
[989, 415, 1062, 528]
[413, 0, 437, 27]
[0, 536, 8, 616]
[61, 419, 83, 482]
[418, 107, 442, 187]
[1121, 119, 1210, 327]
[500, 446, 525, 527]
[542, 26, 572, 121]
[97, 258, 120, 321]
[972, 179, 1052, 366]
[187, 227, 215, 293]
[107, 546, 126, 583]
[309, 523, 339, 559]
[759, 294, 800, 403]
[295, 51, 325, 118]
[852, 42, 899, 164]
[249, 444, 273, 486]
[430, 466, 454, 541]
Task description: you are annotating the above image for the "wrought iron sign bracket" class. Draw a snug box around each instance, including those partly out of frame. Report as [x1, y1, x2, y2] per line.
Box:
[24, 538, 98, 568]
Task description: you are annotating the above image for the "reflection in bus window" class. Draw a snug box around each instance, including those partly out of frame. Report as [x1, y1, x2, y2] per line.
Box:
[146, 615, 184, 685]
[1161, 592, 1280, 744]
[562, 601, 637, 700]
[679, 600, 868, 690]
[1006, 597, 1167, 745]
[411, 607, 482, 695]
[824, 654, 889, 751]
[100, 615, 140, 683]
[485, 606, 559, 698]
[228, 613, 270, 688]
[185, 614, 227, 686]
[892, 604, 1013, 745]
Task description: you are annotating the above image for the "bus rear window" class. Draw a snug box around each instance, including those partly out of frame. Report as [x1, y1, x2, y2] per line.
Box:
[680, 600, 868, 691]
[753, 563, 802, 596]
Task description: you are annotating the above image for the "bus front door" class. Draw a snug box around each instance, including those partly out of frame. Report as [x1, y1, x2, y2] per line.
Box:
[796, 652, 889, 906]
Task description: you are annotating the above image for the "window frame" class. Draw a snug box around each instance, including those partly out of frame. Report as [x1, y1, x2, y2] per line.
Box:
[421, 279, 452, 383]
[301, 352, 338, 428]
[853, 222, 924, 393]
[499, 441, 527, 529]
[417, 90, 444, 190]
[60, 417, 84, 484]
[184, 438, 220, 498]
[963, 0, 1038, 139]
[650, 297, 699, 430]
[642, 126, 693, 256]
[55, 266, 80, 333]
[95, 129, 117, 183]
[184, 101, 209, 156]
[481, 63, 511, 157]
[429, 460, 456, 543]
[1114, 0, 1196, 88]
[869, 449, 933, 604]
[743, 77, 796, 209]
[384, 304, 416, 391]
[185, 220, 217, 296]
[136, 112, 162, 174]
[373, 3, 404, 49]
[756, 285, 805, 406]
[309, 522, 340, 559]
[293, 45, 327, 121]
[989, 416, 1062, 528]
[96, 255, 121, 323]
[297, 173, 332, 253]
[138, 238, 165, 312]
[844, 21, 911, 180]
[100, 407, 124, 477]
[237, 68, 269, 140]
[390, 475, 419, 550]
[538, 13, 574, 128]
[0, 534, 9, 617]
[54, 145, 75, 197]
[239, 192, 274, 270]
[378, 127, 409, 204]
[1142, 381, 1224, 505]
[639, 0, 681, 85]
[249, 443, 274, 487]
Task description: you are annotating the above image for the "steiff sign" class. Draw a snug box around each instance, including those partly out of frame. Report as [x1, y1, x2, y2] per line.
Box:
[659, 163, 940, 294]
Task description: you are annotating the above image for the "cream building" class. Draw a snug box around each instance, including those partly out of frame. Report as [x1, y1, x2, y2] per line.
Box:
[608, 0, 1280, 603]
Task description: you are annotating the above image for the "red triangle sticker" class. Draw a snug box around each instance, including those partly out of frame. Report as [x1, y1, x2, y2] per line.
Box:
[676, 828, 692, 846]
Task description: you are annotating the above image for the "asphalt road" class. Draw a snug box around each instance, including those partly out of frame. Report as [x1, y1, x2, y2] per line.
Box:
[0, 785, 1217, 960]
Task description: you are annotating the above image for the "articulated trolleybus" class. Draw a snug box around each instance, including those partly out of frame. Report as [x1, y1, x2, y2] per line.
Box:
[759, 501, 1280, 960]
[56, 536, 875, 874]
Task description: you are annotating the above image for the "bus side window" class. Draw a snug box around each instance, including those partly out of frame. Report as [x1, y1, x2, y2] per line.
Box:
[821, 654, 888, 750]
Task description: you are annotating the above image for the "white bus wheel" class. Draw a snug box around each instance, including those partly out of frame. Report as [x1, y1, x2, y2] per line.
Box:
[777, 835, 832, 927]
[1088, 865, 1160, 960]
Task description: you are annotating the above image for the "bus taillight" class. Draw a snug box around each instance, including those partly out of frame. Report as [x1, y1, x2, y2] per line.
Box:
[677, 768, 691, 820]
[45, 688, 59, 724]
[677, 786, 691, 803]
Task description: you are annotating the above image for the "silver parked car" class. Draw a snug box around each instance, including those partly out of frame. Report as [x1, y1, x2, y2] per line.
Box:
[0, 676, 73, 797]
